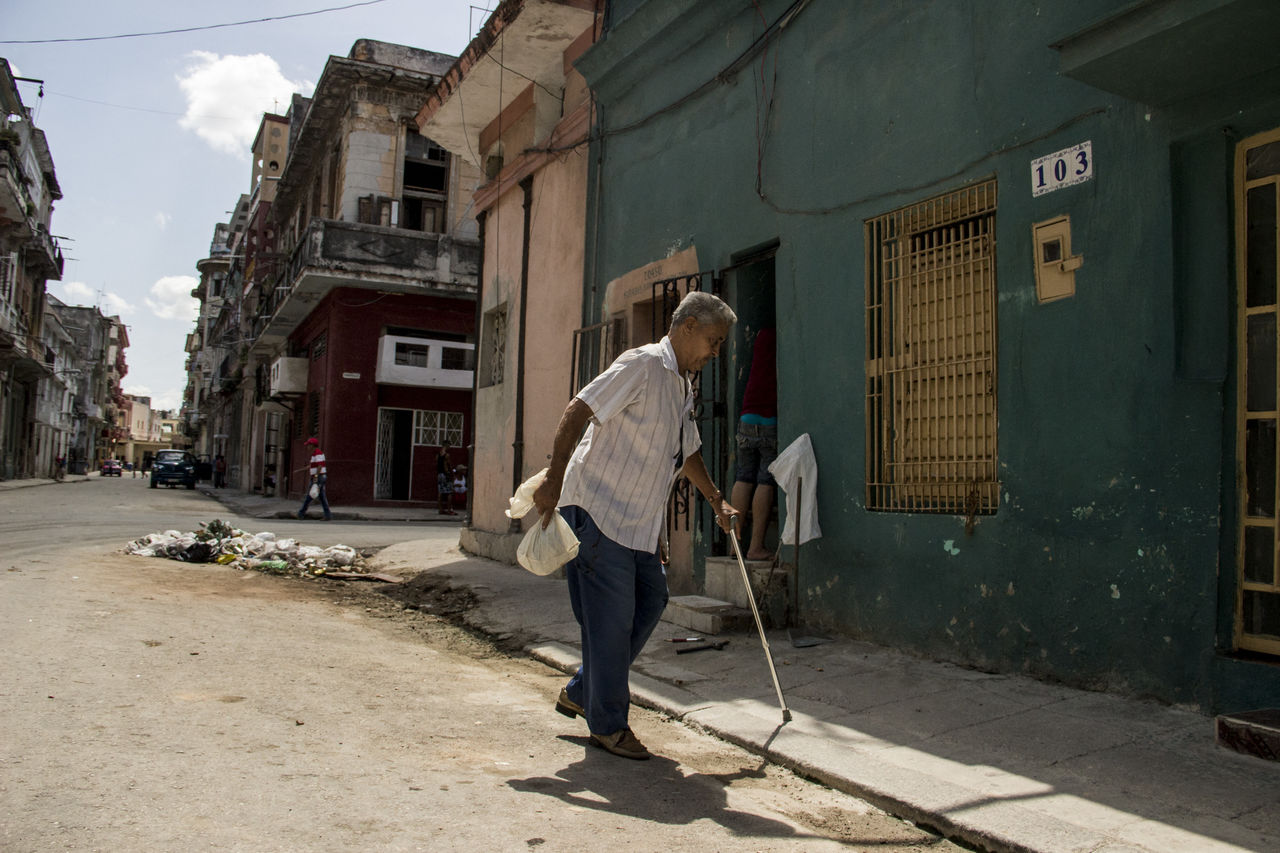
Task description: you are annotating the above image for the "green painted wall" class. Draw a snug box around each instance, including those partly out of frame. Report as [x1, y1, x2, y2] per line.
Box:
[579, 0, 1280, 712]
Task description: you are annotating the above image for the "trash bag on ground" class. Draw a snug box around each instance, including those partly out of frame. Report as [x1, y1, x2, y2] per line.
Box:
[125, 520, 370, 578]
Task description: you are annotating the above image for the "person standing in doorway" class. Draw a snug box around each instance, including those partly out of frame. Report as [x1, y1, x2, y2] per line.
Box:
[730, 327, 778, 560]
[437, 443, 456, 515]
[532, 291, 740, 760]
[214, 454, 227, 489]
[297, 437, 331, 520]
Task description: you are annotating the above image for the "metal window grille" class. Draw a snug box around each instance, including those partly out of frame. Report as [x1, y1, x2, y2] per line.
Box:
[570, 318, 624, 395]
[865, 179, 1000, 514]
[412, 409, 463, 447]
[0, 251, 16, 304]
[482, 306, 507, 387]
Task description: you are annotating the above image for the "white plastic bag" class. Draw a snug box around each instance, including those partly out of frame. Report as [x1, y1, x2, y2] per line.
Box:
[505, 468, 547, 519]
[309, 483, 319, 499]
[517, 513, 580, 575]
[506, 468, 579, 575]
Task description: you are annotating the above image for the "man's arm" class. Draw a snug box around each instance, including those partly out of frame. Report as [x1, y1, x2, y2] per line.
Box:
[680, 450, 740, 532]
[532, 397, 594, 527]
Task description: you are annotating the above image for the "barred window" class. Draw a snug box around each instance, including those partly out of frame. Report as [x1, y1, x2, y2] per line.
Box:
[413, 410, 463, 447]
[865, 179, 1000, 515]
[480, 304, 507, 388]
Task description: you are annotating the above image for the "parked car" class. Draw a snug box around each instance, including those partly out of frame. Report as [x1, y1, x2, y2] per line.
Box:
[149, 449, 197, 489]
[100, 459, 122, 477]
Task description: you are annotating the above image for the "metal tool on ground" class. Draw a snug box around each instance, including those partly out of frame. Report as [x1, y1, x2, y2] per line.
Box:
[676, 639, 729, 654]
[667, 636, 706, 643]
[730, 517, 792, 724]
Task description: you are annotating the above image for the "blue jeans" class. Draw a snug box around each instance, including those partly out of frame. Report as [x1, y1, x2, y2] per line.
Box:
[735, 422, 778, 486]
[298, 474, 331, 519]
[559, 506, 669, 736]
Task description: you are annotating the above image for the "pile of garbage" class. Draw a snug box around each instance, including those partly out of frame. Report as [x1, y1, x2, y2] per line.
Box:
[126, 519, 365, 578]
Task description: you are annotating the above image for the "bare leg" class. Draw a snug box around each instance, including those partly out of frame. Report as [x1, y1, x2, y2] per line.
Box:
[730, 481, 754, 523]
[748, 483, 775, 560]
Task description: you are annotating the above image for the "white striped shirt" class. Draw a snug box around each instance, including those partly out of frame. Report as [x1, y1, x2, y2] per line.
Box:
[558, 336, 701, 551]
[309, 450, 327, 477]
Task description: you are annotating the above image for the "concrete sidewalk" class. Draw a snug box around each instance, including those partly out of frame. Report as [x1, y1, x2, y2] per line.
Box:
[0, 473, 93, 491]
[373, 538, 1280, 853]
[11, 475, 1279, 851]
[193, 484, 455, 523]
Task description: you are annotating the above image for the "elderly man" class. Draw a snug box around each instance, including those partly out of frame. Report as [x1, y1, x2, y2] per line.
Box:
[533, 291, 740, 760]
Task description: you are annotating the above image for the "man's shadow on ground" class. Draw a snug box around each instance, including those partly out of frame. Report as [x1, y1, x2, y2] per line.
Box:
[506, 734, 817, 842]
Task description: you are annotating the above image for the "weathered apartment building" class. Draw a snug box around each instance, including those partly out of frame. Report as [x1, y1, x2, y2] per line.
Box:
[184, 40, 482, 505]
[417, 0, 602, 560]
[553, 0, 1280, 717]
[0, 58, 65, 478]
[46, 295, 117, 474]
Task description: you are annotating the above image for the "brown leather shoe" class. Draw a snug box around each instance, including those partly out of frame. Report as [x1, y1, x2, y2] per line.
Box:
[590, 727, 650, 760]
[555, 688, 584, 719]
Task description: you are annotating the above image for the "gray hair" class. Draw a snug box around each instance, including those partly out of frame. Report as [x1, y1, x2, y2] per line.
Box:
[670, 291, 737, 330]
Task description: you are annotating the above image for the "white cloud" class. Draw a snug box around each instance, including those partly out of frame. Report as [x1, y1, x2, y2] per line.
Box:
[53, 280, 95, 303]
[177, 51, 311, 156]
[122, 382, 182, 412]
[155, 212, 171, 230]
[49, 280, 134, 316]
[145, 275, 198, 322]
[102, 291, 135, 317]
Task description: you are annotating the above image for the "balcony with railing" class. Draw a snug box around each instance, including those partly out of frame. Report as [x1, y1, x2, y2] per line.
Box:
[28, 224, 63, 280]
[250, 218, 479, 352]
[0, 147, 34, 239]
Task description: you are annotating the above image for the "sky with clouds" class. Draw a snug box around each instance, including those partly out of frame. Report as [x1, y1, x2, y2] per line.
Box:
[3, 0, 481, 411]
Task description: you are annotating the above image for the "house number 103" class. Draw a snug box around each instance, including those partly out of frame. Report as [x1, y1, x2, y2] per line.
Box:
[1031, 141, 1093, 197]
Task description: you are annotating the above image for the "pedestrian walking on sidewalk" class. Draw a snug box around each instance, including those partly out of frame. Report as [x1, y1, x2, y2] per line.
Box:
[297, 437, 331, 520]
[533, 291, 740, 760]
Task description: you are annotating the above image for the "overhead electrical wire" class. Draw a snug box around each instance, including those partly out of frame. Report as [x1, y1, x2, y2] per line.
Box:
[0, 0, 389, 45]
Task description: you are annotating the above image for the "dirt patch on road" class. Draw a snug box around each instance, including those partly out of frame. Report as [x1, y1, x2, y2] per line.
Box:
[378, 570, 478, 619]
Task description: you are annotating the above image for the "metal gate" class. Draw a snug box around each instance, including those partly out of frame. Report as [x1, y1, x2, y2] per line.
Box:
[571, 269, 729, 554]
[374, 408, 395, 500]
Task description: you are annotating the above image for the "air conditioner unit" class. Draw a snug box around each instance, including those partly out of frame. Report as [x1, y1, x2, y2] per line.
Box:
[269, 356, 308, 395]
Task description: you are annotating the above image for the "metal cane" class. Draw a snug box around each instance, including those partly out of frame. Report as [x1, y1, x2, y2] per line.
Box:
[729, 516, 792, 724]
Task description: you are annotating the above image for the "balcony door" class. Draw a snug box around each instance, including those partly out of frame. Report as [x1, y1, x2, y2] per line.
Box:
[1236, 126, 1280, 654]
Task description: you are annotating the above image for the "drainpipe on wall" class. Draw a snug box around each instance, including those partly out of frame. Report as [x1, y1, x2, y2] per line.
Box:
[465, 210, 486, 528]
[509, 175, 534, 534]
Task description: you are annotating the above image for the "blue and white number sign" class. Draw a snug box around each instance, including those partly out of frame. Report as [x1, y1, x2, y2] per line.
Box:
[1031, 141, 1093, 197]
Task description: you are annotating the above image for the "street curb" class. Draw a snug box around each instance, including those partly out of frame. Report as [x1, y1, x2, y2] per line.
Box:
[524, 637, 1074, 853]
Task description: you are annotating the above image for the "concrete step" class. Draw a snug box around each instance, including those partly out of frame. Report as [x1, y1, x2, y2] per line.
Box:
[662, 595, 751, 635]
[1216, 708, 1280, 761]
[704, 556, 789, 624]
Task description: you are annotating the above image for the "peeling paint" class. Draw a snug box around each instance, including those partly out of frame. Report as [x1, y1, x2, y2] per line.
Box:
[1137, 548, 1144, 557]
[942, 539, 960, 556]
[1110, 584, 1121, 599]
[1006, 582, 1015, 596]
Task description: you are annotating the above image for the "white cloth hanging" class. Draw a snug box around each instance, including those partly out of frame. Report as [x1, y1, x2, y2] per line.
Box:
[767, 432, 821, 545]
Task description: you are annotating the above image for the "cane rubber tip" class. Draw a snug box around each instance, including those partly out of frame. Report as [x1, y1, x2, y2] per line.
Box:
[782, 710, 792, 723]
